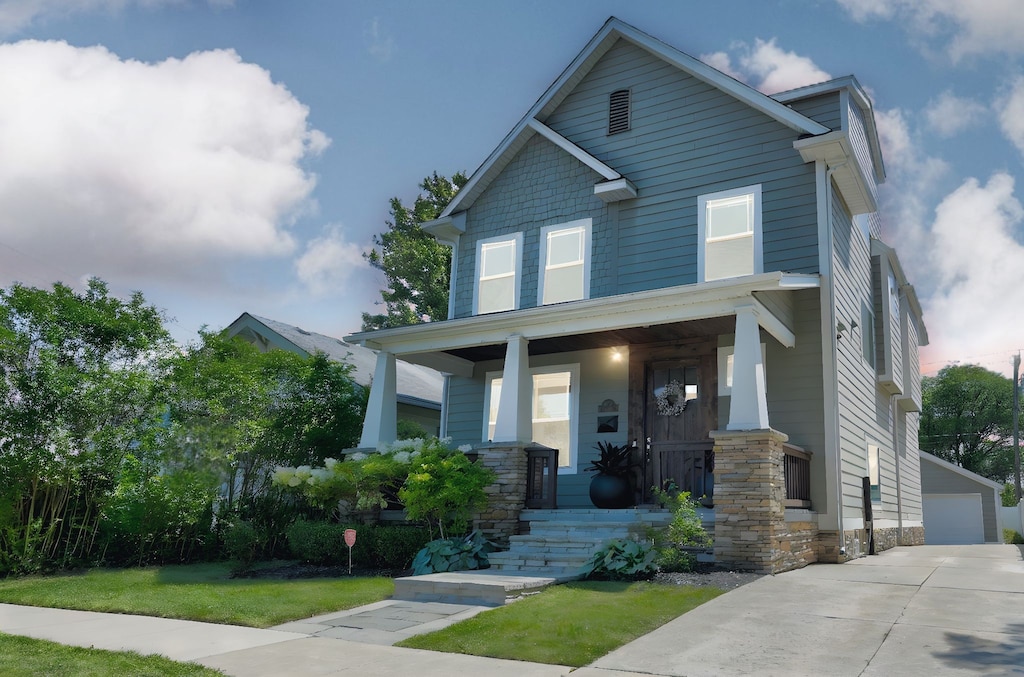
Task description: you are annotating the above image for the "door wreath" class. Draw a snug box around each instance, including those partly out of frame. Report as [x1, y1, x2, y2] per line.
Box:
[655, 379, 688, 416]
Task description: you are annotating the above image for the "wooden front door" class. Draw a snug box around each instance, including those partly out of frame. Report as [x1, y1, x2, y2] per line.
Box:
[629, 341, 717, 504]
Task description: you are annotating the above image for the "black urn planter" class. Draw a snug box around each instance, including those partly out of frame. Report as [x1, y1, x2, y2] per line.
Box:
[589, 473, 633, 509]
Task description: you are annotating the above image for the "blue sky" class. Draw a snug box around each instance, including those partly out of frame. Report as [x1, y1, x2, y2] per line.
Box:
[2, 0, 1024, 376]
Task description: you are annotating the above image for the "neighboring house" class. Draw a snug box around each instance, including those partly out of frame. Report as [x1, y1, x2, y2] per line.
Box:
[226, 313, 443, 436]
[345, 17, 928, 573]
[920, 452, 1003, 545]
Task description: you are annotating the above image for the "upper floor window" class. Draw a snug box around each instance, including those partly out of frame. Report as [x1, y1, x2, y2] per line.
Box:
[539, 219, 591, 305]
[608, 89, 631, 135]
[474, 233, 522, 315]
[698, 185, 763, 282]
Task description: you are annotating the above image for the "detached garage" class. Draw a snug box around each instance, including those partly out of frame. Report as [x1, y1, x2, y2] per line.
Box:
[920, 452, 1003, 544]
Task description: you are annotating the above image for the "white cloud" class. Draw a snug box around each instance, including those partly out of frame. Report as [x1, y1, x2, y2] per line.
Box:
[836, 0, 1024, 62]
[924, 90, 987, 137]
[997, 77, 1024, 157]
[918, 173, 1024, 374]
[698, 51, 744, 82]
[739, 39, 831, 95]
[365, 17, 394, 62]
[0, 0, 234, 36]
[701, 39, 830, 95]
[0, 40, 328, 286]
[295, 225, 368, 296]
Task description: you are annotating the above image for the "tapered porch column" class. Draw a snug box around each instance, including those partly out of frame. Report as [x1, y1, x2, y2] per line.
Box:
[492, 335, 532, 443]
[359, 350, 397, 449]
[727, 304, 770, 430]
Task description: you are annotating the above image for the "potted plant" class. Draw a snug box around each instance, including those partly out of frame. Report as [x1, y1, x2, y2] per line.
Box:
[586, 441, 636, 509]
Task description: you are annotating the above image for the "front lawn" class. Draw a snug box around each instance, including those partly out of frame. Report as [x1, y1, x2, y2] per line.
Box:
[0, 562, 393, 628]
[397, 580, 724, 666]
[0, 633, 224, 676]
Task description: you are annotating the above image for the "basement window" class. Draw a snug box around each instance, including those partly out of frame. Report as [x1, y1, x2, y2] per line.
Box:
[608, 89, 631, 135]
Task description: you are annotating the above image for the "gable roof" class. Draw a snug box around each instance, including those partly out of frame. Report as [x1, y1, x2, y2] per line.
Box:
[920, 451, 1004, 491]
[437, 16, 829, 220]
[225, 313, 442, 409]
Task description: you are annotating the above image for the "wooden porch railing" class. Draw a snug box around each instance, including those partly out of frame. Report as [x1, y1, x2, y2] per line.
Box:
[525, 444, 558, 509]
[657, 442, 715, 505]
[783, 443, 811, 508]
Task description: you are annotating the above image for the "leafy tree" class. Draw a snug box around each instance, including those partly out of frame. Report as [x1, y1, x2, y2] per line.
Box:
[0, 279, 173, 571]
[362, 171, 467, 330]
[164, 330, 366, 515]
[920, 364, 1015, 482]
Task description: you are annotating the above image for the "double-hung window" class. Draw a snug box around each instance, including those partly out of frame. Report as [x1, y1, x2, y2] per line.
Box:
[698, 185, 763, 282]
[539, 219, 591, 305]
[475, 233, 522, 315]
[484, 364, 579, 471]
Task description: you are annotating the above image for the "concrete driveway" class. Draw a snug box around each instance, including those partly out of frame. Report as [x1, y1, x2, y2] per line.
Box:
[581, 544, 1024, 677]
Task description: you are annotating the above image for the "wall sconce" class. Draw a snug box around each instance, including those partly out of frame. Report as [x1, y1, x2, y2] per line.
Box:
[836, 320, 848, 340]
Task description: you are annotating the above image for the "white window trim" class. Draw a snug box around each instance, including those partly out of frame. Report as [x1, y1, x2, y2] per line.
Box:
[697, 184, 763, 283]
[472, 232, 523, 316]
[717, 343, 766, 396]
[537, 218, 592, 306]
[483, 363, 581, 473]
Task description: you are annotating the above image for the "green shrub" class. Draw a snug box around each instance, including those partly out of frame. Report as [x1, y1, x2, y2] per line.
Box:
[649, 484, 711, 573]
[1004, 528, 1024, 544]
[366, 526, 431, 569]
[399, 439, 496, 539]
[286, 520, 430, 569]
[411, 532, 496, 574]
[580, 538, 657, 581]
[285, 519, 345, 565]
[223, 520, 264, 573]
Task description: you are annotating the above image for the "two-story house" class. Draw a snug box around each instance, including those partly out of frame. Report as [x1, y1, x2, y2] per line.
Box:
[346, 17, 928, 573]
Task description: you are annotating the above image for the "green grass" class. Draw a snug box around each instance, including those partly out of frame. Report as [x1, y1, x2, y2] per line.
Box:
[0, 562, 393, 628]
[0, 633, 224, 677]
[397, 580, 724, 666]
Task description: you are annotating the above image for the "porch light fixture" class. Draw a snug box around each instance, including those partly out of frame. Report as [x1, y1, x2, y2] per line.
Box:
[610, 347, 624, 362]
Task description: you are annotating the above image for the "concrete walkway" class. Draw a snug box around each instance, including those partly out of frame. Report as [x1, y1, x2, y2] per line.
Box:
[1, 545, 1022, 675]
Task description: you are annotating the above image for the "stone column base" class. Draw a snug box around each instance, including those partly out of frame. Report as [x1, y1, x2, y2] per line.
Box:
[473, 442, 528, 548]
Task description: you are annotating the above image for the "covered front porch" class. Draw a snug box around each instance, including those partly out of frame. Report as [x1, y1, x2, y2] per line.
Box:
[346, 272, 822, 573]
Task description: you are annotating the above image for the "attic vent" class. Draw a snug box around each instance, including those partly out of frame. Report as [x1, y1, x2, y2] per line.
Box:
[608, 89, 631, 135]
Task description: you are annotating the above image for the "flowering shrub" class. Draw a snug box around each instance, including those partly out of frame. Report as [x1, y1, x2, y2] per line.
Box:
[399, 439, 495, 539]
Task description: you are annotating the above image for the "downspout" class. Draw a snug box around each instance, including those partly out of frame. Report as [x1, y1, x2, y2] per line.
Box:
[825, 162, 847, 556]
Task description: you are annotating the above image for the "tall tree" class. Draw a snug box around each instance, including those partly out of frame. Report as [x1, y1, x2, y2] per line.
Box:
[0, 279, 173, 570]
[920, 364, 1015, 482]
[362, 171, 467, 331]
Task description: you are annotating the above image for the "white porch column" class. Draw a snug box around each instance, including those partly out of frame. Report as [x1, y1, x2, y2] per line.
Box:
[492, 335, 532, 443]
[727, 304, 770, 430]
[359, 350, 397, 449]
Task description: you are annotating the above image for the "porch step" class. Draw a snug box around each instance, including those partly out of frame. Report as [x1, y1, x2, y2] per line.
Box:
[392, 570, 576, 606]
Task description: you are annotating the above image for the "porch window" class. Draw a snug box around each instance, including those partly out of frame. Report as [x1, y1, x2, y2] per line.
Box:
[539, 219, 591, 305]
[484, 365, 579, 471]
[716, 343, 767, 396]
[474, 233, 522, 315]
[698, 185, 763, 282]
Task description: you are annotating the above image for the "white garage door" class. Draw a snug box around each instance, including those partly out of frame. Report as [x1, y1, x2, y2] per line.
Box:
[923, 493, 985, 545]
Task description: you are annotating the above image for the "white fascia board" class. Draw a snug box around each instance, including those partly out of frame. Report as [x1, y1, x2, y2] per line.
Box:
[346, 272, 819, 357]
[422, 214, 465, 244]
[920, 452, 1005, 490]
[440, 120, 538, 218]
[751, 298, 796, 348]
[526, 119, 620, 180]
[794, 132, 878, 214]
[594, 177, 637, 202]
[605, 21, 829, 136]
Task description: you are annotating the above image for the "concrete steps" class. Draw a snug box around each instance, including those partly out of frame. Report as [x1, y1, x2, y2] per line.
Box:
[393, 508, 677, 605]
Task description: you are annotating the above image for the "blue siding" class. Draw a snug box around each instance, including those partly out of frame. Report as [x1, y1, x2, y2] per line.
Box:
[786, 92, 841, 130]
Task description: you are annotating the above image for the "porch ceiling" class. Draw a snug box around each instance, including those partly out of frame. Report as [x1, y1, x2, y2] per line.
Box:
[444, 316, 737, 362]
